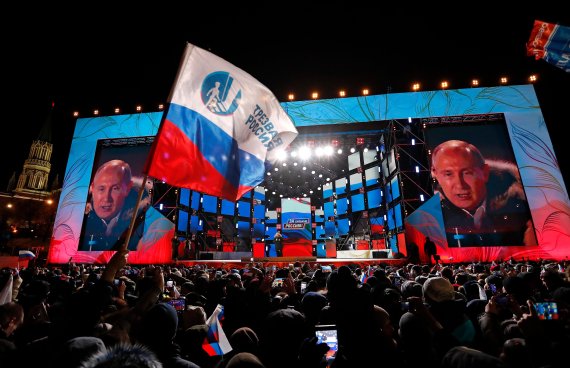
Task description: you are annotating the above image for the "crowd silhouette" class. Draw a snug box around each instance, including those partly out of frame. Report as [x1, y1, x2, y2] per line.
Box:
[1, 253, 569, 367]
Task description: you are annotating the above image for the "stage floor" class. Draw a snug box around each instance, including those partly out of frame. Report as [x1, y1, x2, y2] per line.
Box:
[174, 257, 406, 269]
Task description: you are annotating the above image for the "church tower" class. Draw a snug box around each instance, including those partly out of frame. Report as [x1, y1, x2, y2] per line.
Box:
[13, 104, 54, 200]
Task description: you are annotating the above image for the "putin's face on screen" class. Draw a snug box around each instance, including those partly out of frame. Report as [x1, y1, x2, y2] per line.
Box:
[90, 160, 133, 222]
[431, 141, 490, 212]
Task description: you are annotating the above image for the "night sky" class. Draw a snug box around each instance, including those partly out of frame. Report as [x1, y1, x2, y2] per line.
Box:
[3, 3, 569, 193]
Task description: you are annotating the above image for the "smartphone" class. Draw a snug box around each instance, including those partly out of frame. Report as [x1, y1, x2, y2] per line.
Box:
[272, 278, 285, 288]
[167, 298, 186, 312]
[489, 284, 497, 294]
[166, 280, 174, 288]
[535, 302, 559, 320]
[113, 279, 120, 286]
[321, 265, 332, 273]
[300, 281, 307, 294]
[315, 325, 338, 362]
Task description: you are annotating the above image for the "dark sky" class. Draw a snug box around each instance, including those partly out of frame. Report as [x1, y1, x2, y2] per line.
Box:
[3, 3, 570, 192]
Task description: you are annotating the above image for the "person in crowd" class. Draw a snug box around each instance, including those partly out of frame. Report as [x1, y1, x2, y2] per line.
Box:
[399, 276, 475, 366]
[4, 255, 570, 368]
[423, 237, 437, 266]
[80, 159, 150, 251]
[273, 231, 283, 257]
[431, 139, 536, 247]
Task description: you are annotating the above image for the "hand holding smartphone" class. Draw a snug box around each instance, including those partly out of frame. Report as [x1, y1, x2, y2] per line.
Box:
[315, 324, 338, 363]
[534, 302, 559, 320]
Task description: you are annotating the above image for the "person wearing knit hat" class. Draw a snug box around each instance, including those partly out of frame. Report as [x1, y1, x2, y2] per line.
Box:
[401, 280, 423, 299]
[423, 277, 455, 303]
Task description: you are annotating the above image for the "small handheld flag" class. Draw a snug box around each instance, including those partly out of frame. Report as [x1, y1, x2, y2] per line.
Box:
[145, 43, 298, 201]
[202, 304, 232, 356]
[18, 250, 36, 260]
[526, 20, 570, 72]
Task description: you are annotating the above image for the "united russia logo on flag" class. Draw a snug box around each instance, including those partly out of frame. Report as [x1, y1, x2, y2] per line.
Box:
[145, 43, 298, 201]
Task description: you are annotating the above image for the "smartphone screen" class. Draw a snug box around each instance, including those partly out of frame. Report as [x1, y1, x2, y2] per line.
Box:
[167, 298, 186, 312]
[166, 280, 174, 288]
[489, 284, 497, 294]
[272, 278, 285, 288]
[535, 302, 559, 320]
[300, 282, 307, 294]
[315, 325, 338, 361]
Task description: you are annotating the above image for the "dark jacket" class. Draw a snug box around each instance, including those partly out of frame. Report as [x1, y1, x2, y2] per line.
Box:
[79, 185, 149, 251]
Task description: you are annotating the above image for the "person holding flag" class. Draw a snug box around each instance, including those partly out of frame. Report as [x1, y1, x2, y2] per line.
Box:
[202, 304, 233, 356]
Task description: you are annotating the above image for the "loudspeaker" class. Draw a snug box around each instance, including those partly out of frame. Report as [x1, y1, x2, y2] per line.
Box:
[199, 252, 214, 260]
[372, 251, 388, 259]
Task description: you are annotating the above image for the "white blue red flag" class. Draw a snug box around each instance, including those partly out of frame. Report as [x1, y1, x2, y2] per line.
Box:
[18, 250, 36, 259]
[527, 20, 570, 72]
[145, 43, 298, 201]
[202, 304, 232, 356]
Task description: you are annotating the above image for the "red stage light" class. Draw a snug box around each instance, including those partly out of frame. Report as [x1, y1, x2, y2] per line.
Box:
[356, 137, 365, 145]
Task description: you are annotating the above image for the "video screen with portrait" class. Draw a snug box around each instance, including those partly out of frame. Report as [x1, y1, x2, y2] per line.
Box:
[78, 136, 154, 252]
[424, 120, 537, 247]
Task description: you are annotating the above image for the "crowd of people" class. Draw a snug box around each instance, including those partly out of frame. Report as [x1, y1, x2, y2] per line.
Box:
[1, 254, 569, 367]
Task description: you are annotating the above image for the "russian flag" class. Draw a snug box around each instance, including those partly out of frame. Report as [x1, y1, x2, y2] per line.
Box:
[18, 250, 36, 259]
[145, 43, 298, 201]
[202, 304, 232, 356]
[527, 20, 570, 72]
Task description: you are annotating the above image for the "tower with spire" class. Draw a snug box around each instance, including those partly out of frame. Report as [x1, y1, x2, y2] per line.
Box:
[13, 103, 54, 200]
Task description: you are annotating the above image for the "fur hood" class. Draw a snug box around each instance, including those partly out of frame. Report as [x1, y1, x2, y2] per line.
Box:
[485, 159, 526, 212]
[435, 159, 526, 212]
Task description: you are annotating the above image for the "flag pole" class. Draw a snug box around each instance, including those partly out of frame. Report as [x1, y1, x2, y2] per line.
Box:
[121, 174, 149, 251]
[121, 43, 193, 252]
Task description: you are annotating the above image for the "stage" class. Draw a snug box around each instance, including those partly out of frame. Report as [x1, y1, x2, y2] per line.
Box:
[173, 250, 406, 269]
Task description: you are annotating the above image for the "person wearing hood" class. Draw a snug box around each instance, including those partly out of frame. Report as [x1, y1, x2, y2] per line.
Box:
[431, 140, 536, 247]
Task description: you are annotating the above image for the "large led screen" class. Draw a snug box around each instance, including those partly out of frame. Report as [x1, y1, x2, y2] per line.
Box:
[336, 197, 348, 215]
[365, 166, 380, 186]
[335, 178, 347, 195]
[367, 188, 382, 209]
[49, 112, 173, 264]
[363, 149, 376, 165]
[281, 198, 313, 256]
[78, 137, 153, 252]
[348, 151, 361, 170]
[221, 199, 236, 216]
[424, 120, 537, 248]
[202, 194, 218, 214]
[351, 193, 365, 212]
[349, 173, 363, 191]
[180, 188, 190, 207]
[323, 182, 333, 199]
